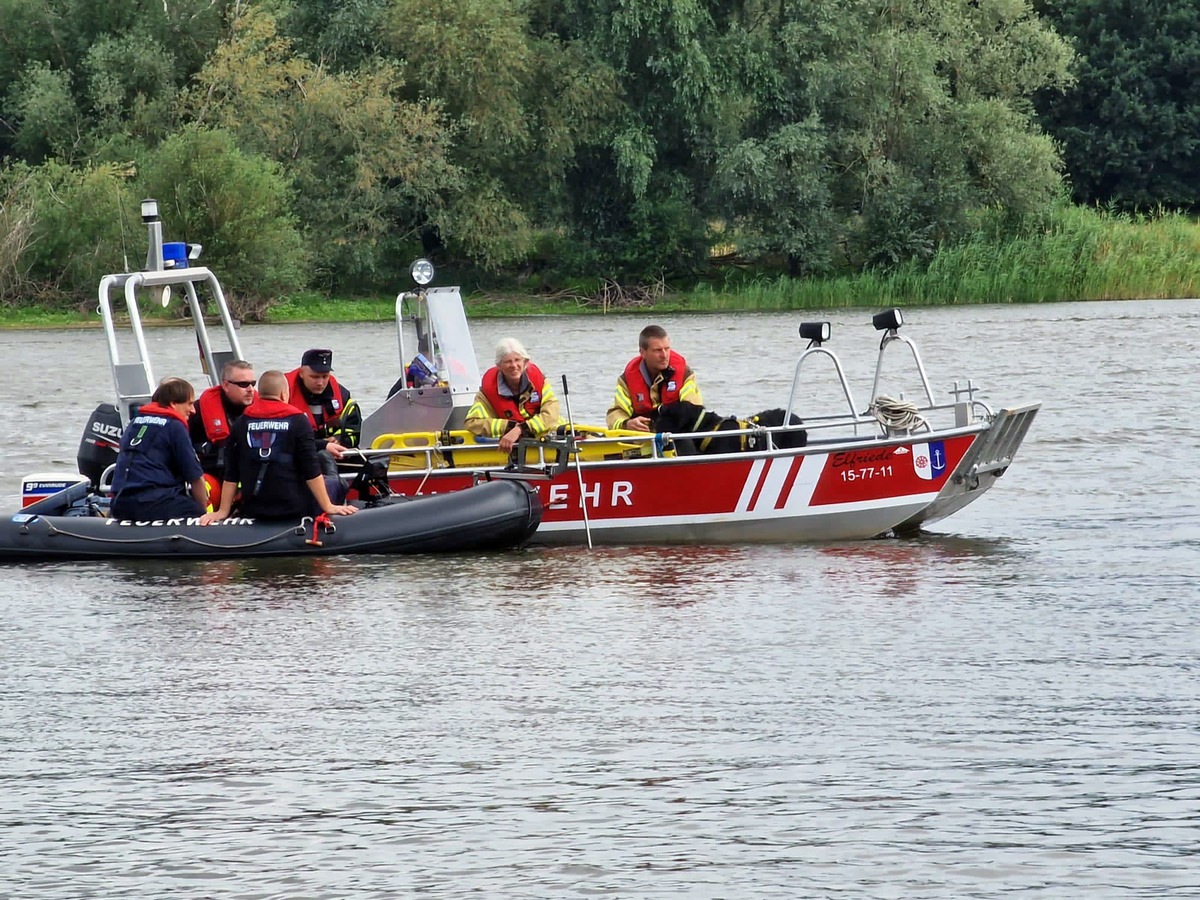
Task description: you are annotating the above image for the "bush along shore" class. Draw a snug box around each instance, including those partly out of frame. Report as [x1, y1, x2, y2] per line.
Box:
[2, 207, 1197, 329]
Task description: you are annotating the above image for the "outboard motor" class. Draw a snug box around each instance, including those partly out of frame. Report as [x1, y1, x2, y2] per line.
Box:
[77, 402, 123, 489]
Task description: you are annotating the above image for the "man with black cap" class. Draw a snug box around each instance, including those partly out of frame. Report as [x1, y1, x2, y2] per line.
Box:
[284, 348, 362, 460]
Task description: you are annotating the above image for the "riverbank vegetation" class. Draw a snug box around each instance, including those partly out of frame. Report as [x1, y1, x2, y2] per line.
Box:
[682, 205, 1200, 311]
[3, 203, 1194, 329]
[1, 0, 1196, 321]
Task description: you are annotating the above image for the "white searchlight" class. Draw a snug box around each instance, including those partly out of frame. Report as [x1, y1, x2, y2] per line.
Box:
[410, 258, 435, 286]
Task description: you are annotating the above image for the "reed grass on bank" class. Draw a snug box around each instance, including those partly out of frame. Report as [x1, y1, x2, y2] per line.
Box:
[684, 206, 1200, 310]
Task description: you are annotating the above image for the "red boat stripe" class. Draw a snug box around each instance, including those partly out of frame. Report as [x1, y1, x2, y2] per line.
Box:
[775, 455, 805, 509]
[746, 460, 772, 511]
[736, 459, 767, 512]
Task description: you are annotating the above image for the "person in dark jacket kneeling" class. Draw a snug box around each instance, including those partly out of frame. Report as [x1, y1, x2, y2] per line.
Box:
[201, 370, 357, 524]
[111, 378, 209, 521]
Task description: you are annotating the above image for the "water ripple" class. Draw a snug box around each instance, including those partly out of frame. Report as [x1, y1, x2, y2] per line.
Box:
[4, 303, 1200, 898]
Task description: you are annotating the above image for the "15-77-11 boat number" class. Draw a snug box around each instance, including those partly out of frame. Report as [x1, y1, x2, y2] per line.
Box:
[838, 465, 893, 481]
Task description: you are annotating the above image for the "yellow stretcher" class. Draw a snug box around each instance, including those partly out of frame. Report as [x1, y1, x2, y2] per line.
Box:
[370, 424, 655, 471]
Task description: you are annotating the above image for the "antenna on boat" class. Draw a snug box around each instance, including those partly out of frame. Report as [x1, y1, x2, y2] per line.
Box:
[560, 375, 593, 550]
[141, 199, 170, 307]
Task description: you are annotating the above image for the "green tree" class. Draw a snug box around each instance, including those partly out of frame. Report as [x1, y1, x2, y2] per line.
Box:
[714, 120, 833, 275]
[1036, 0, 1200, 209]
[545, 0, 1072, 277]
[381, 0, 621, 269]
[0, 0, 230, 162]
[284, 0, 391, 70]
[710, 0, 1073, 270]
[83, 33, 179, 156]
[136, 126, 306, 317]
[186, 6, 462, 287]
[4, 63, 80, 163]
[0, 160, 135, 306]
[547, 0, 730, 276]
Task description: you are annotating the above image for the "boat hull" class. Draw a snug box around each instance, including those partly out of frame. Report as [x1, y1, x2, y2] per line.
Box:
[0, 480, 540, 562]
[384, 427, 1002, 545]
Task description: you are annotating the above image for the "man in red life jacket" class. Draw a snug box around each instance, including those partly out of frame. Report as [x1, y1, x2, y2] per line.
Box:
[201, 370, 357, 523]
[111, 377, 209, 521]
[607, 324, 703, 432]
[466, 337, 560, 453]
[188, 359, 256, 481]
[284, 349, 362, 460]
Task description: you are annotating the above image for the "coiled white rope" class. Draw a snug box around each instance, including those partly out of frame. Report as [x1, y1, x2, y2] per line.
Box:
[868, 394, 927, 434]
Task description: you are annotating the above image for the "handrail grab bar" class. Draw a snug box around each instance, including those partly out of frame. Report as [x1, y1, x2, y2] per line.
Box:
[870, 331, 936, 408]
[784, 345, 862, 429]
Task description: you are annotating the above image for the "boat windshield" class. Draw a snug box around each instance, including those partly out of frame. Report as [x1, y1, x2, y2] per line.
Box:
[425, 288, 481, 393]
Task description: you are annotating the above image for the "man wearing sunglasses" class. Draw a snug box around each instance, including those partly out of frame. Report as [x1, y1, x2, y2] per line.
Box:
[189, 359, 258, 482]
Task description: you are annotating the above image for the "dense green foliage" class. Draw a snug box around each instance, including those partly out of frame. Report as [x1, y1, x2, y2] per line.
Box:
[1036, 0, 1200, 210]
[0, 0, 1193, 313]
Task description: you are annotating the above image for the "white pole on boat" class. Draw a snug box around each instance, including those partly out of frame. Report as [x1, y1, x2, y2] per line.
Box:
[560, 375, 593, 550]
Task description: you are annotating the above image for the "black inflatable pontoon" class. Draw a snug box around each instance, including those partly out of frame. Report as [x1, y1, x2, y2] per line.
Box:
[0, 479, 540, 561]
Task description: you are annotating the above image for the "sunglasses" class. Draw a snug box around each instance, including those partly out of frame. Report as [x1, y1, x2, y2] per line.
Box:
[225, 379, 256, 389]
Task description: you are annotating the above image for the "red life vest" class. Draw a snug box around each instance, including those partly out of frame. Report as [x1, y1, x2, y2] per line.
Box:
[623, 351, 687, 417]
[284, 368, 346, 430]
[196, 385, 233, 442]
[481, 363, 547, 421]
[244, 397, 301, 419]
[136, 401, 190, 426]
[202, 473, 221, 511]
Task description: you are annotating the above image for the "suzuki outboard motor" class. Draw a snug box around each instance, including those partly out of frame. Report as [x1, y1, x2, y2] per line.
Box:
[77, 403, 123, 489]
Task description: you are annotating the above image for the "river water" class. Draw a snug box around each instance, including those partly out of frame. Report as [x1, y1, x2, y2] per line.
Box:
[2, 300, 1198, 898]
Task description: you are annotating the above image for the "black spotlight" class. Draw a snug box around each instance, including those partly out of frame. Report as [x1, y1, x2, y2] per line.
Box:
[872, 308, 904, 331]
[799, 322, 831, 345]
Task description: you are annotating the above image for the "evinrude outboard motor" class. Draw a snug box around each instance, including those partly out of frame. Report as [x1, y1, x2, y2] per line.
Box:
[77, 402, 123, 489]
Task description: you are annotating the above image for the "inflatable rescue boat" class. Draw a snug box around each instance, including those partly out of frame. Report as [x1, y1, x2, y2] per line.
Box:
[0, 478, 541, 562]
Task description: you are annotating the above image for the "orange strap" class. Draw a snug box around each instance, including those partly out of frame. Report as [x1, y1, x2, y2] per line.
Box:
[306, 512, 333, 546]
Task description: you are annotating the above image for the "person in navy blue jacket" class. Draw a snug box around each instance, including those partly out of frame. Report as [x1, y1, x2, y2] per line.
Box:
[201, 370, 357, 523]
[110, 378, 209, 521]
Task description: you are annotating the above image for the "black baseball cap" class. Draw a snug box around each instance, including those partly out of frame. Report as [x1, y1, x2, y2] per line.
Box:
[301, 348, 333, 373]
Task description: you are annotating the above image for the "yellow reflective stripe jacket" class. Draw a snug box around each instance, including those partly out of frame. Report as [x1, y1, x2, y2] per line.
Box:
[465, 382, 561, 439]
[605, 370, 702, 429]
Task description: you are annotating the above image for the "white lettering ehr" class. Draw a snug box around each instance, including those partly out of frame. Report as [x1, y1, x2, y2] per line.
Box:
[547, 481, 632, 510]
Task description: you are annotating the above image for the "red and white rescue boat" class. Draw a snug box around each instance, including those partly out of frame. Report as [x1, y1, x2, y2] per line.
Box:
[358, 276, 1039, 545]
